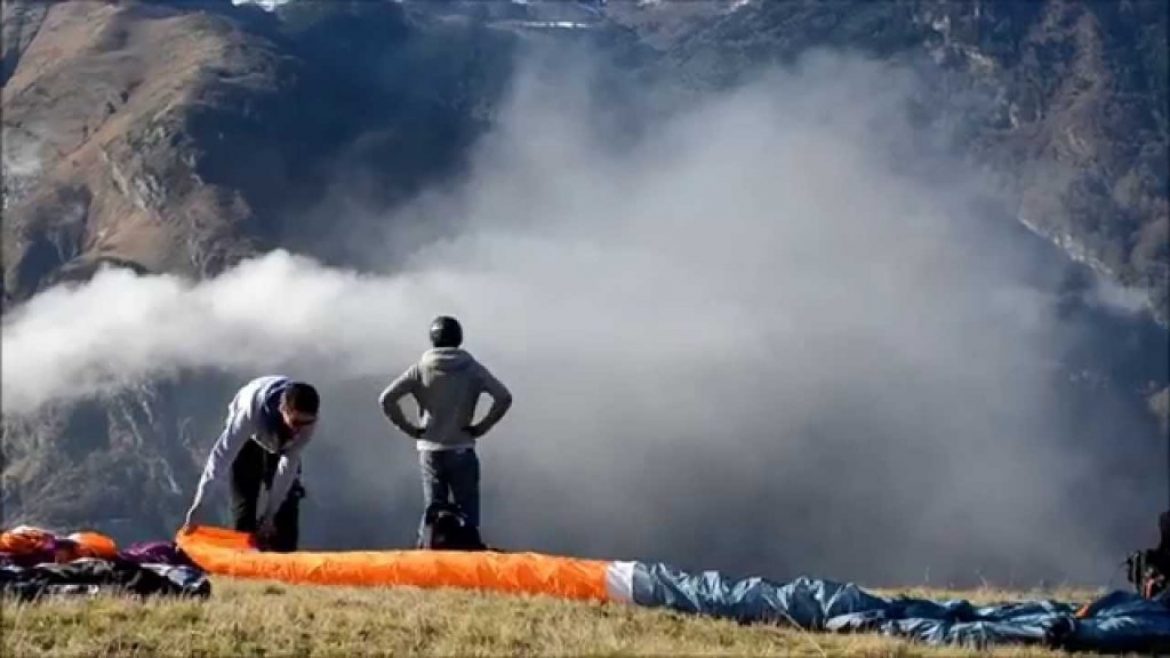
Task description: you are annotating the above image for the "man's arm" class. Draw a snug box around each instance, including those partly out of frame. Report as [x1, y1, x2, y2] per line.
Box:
[261, 433, 311, 522]
[379, 366, 424, 438]
[468, 363, 512, 437]
[185, 405, 253, 525]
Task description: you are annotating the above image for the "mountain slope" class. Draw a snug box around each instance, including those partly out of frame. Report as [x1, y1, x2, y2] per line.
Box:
[611, 0, 1168, 321]
[1, 0, 519, 305]
[1, 1, 279, 302]
[4, 0, 1165, 316]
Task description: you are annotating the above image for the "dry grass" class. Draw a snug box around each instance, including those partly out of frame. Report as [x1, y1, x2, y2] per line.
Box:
[1, 578, 1119, 657]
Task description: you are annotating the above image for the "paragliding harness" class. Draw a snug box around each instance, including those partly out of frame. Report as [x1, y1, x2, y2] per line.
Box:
[418, 501, 488, 552]
[1126, 511, 1170, 599]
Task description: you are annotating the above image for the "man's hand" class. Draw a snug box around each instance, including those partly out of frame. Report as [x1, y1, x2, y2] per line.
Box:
[256, 516, 277, 549]
[465, 425, 485, 439]
[410, 426, 426, 439]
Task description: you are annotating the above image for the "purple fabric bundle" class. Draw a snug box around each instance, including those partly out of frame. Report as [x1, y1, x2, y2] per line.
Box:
[117, 542, 196, 567]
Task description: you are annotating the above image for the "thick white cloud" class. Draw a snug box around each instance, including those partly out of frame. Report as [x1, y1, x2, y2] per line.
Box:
[3, 53, 1163, 585]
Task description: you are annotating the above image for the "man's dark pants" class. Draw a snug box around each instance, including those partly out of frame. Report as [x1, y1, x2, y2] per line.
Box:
[418, 448, 480, 544]
[230, 439, 302, 552]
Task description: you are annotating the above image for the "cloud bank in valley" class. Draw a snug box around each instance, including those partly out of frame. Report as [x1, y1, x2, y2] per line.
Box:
[3, 53, 1164, 586]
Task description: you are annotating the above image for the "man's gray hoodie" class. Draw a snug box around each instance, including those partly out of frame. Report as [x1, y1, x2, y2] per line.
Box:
[379, 348, 512, 451]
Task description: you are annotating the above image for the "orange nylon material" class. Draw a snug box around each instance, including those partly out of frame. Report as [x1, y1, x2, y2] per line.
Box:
[177, 526, 613, 601]
[0, 527, 119, 562]
[0, 527, 56, 556]
[68, 531, 119, 559]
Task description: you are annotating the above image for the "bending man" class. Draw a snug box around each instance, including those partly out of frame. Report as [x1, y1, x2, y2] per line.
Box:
[185, 376, 319, 552]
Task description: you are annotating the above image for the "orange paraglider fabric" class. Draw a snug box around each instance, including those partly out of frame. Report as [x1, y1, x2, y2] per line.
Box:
[69, 531, 119, 559]
[176, 525, 612, 601]
[0, 527, 56, 556]
[0, 527, 119, 562]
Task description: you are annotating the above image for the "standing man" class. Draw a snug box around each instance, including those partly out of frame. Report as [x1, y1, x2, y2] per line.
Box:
[379, 316, 512, 544]
[184, 376, 319, 552]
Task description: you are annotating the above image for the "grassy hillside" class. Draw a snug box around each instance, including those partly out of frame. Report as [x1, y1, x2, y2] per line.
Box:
[2, 578, 1109, 656]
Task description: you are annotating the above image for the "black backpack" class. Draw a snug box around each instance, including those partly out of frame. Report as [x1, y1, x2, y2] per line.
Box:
[1126, 511, 1170, 599]
[418, 501, 488, 551]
